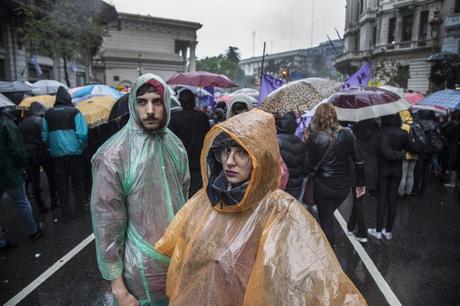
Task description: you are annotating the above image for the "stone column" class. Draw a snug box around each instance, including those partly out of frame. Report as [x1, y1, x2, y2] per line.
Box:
[189, 41, 197, 72]
[182, 47, 188, 72]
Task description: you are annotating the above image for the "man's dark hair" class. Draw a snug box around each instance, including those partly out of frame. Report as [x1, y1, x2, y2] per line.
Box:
[136, 83, 156, 97]
[179, 89, 195, 110]
[231, 102, 248, 113]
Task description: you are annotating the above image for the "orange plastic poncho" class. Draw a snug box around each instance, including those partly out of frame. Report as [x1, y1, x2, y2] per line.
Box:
[155, 109, 366, 306]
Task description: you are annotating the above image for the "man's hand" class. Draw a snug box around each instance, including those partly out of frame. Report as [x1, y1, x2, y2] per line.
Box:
[111, 277, 139, 306]
[356, 186, 366, 198]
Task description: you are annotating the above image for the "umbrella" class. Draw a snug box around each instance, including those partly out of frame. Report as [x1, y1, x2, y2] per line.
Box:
[167, 71, 238, 88]
[33, 80, 68, 95]
[410, 104, 448, 115]
[379, 85, 405, 97]
[259, 79, 324, 114]
[328, 87, 410, 122]
[426, 51, 460, 62]
[19, 95, 56, 109]
[416, 89, 460, 110]
[0, 81, 38, 93]
[299, 78, 341, 98]
[0, 93, 14, 108]
[70, 84, 123, 101]
[404, 92, 424, 105]
[231, 88, 259, 99]
[75, 95, 117, 128]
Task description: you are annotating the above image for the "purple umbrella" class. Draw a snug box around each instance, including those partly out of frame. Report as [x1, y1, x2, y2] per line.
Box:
[167, 71, 238, 88]
[328, 87, 410, 122]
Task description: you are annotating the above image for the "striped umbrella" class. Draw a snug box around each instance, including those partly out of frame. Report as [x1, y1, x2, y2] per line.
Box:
[416, 89, 460, 110]
[328, 87, 410, 122]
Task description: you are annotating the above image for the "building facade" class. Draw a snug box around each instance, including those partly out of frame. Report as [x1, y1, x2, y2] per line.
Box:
[336, 0, 445, 92]
[92, 13, 202, 87]
[239, 40, 344, 80]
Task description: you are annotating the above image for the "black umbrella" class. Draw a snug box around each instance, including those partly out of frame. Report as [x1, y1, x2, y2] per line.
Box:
[108, 93, 129, 121]
[426, 51, 460, 62]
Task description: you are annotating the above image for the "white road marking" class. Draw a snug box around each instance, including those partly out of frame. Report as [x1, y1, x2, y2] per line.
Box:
[334, 210, 402, 306]
[4, 233, 95, 306]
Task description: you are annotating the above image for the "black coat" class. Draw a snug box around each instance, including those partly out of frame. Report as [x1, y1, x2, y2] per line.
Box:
[378, 126, 408, 170]
[169, 109, 210, 170]
[19, 102, 47, 161]
[352, 120, 379, 191]
[305, 127, 365, 190]
[275, 113, 307, 199]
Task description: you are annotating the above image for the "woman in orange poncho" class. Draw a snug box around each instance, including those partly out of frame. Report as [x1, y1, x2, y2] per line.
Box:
[155, 109, 366, 306]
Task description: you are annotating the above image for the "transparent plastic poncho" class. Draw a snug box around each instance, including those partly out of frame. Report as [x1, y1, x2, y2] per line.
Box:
[156, 109, 366, 306]
[91, 73, 190, 305]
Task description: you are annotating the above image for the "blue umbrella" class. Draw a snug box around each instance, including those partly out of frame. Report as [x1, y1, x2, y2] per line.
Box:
[71, 84, 123, 100]
[416, 89, 460, 110]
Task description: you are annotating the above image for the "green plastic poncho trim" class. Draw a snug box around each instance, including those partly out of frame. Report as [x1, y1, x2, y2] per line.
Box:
[91, 73, 190, 304]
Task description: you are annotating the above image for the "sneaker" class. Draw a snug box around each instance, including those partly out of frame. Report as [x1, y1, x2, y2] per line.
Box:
[30, 222, 46, 241]
[0, 241, 18, 256]
[367, 228, 383, 240]
[382, 229, 393, 240]
[355, 236, 368, 243]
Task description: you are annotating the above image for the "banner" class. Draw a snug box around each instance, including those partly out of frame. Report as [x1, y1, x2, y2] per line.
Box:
[258, 74, 285, 104]
[341, 63, 371, 90]
[29, 55, 42, 77]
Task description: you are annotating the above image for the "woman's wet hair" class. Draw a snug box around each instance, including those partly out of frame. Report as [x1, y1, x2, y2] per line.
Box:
[311, 103, 340, 135]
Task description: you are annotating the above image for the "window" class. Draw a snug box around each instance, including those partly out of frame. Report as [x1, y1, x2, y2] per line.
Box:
[359, 0, 364, 15]
[388, 18, 396, 44]
[0, 59, 5, 81]
[456, 0, 460, 14]
[402, 15, 413, 42]
[419, 11, 429, 40]
[76, 72, 85, 86]
[372, 25, 377, 47]
[28, 64, 53, 82]
[0, 22, 4, 48]
[113, 75, 120, 82]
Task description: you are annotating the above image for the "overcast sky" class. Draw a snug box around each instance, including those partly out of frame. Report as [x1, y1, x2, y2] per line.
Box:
[109, 0, 346, 60]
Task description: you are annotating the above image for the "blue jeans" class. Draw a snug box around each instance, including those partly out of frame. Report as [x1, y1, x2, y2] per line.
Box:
[0, 183, 38, 247]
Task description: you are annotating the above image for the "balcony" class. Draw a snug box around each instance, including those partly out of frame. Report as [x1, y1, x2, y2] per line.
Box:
[374, 39, 434, 54]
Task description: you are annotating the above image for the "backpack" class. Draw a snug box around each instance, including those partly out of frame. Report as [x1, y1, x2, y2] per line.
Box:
[426, 127, 443, 153]
[406, 121, 426, 153]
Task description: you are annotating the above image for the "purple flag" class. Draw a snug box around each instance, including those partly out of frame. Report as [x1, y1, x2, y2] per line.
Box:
[29, 55, 42, 77]
[341, 63, 371, 90]
[258, 74, 285, 104]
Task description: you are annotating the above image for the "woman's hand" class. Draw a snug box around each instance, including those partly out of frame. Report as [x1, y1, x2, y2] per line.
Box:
[356, 186, 366, 198]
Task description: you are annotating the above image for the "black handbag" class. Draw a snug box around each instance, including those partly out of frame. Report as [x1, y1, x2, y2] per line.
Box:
[302, 135, 334, 206]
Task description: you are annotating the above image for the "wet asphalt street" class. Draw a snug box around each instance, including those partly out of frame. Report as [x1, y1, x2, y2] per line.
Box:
[1, 177, 460, 305]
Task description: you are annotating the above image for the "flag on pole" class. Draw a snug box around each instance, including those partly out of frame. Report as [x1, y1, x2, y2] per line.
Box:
[29, 55, 42, 77]
[341, 63, 371, 90]
[258, 73, 285, 104]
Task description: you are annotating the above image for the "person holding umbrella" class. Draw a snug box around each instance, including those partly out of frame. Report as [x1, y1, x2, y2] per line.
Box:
[304, 103, 366, 245]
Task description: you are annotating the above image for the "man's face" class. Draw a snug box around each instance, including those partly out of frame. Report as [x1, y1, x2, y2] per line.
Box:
[136, 91, 165, 131]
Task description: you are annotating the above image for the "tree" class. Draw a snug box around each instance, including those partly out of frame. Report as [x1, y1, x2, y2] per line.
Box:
[225, 46, 241, 64]
[15, 1, 109, 86]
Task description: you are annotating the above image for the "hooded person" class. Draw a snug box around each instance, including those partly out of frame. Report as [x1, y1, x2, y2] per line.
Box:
[226, 94, 253, 118]
[20, 102, 57, 213]
[155, 109, 366, 306]
[42, 86, 88, 222]
[91, 73, 190, 306]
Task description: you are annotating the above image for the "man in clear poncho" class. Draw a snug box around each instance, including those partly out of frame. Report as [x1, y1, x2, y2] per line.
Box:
[155, 109, 367, 305]
[91, 73, 190, 306]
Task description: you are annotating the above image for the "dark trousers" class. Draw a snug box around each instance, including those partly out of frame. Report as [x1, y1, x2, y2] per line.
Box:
[189, 168, 202, 198]
[377, 167, 401, 232]
[26, 155, 57, 208]
[53, 155, 85, 219]
[414, 157, 430, 194]
[314, 180, 350, 245]
[347, 188, 367, 237]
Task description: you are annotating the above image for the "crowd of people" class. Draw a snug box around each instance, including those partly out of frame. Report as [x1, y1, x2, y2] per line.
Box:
[1, 72, 459, 305]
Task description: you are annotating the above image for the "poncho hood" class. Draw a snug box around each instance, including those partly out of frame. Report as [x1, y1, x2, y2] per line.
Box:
[226, 94, 254, 118]
[128, 73, 171, 133]
[201, 109, 281, 213]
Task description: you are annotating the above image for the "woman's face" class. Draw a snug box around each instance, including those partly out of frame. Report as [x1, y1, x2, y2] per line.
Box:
[217, 146, 253, 185]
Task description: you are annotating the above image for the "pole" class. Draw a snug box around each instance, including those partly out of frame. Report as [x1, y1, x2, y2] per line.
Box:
[260, 41, 267, 81]
[252, 30, 256, 57]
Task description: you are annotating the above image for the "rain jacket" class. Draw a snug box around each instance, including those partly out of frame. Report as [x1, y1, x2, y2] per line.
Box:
[226, 94, 253, 118]
[155, 109, 366, 306]
[20, 102, 47, 162]
[41, 87, 88, 158]
[91, 74, 190, 305]
[0, 111, 28, 190]
[399, 110, 418, 160]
